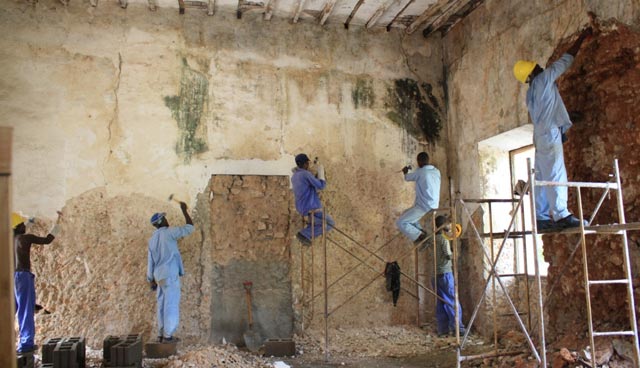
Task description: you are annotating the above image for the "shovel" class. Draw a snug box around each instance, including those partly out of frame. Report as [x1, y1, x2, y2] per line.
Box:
[243, 281, 262, 352]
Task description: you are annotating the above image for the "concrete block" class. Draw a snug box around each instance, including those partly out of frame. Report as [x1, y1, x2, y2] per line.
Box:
[43, 337, 63, 364]
[53, 341, 78, 368]
[144, 341, 178, 358]
[103, 335, 123, 365]
[264, 338, 295, 357]
[66, 337, 86, 368]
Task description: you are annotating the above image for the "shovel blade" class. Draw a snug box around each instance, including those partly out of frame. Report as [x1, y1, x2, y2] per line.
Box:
[243, 330, 262, 352]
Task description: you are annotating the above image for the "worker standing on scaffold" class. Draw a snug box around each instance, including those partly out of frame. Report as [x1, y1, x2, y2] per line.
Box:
[513, 26, 593, 230]
[291, 153, 334, 246]
[396, 151, 440, 245]
[434, 215, 466, 337]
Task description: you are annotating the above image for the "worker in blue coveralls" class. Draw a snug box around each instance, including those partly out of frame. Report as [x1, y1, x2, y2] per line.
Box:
[433, 215, 465, 337]
[147, 202, 194, 343]
[513, 26, 593, 230]
[396, 152, 441, 245]
[13, 211, 61, 354]
[291, 153, 334, 246]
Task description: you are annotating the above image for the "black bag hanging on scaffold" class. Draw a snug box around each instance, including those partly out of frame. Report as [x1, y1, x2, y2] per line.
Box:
[384, 261, 401, 306]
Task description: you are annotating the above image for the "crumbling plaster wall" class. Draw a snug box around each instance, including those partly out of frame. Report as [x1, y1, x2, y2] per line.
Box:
[439, 0, 640, 338]
[1, 0, 451, 347]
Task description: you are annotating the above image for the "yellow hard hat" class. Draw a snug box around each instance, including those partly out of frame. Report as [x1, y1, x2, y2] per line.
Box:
[443, 223, 462, 241]
[11, 212, 24, 229]
[513, 60, 536, 83]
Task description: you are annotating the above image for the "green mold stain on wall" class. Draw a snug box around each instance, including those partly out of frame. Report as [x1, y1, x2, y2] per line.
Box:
[164, 58, 209, 163]
[385, 79, 442, 144]
[351, 79, 375, 109]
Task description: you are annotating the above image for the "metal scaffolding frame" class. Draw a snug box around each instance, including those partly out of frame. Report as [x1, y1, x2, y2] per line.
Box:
[298, 207, 455, 362]
[451, 158, 640, 367]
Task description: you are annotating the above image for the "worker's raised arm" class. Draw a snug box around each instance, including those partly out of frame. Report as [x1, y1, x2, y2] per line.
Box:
[23, 233, 55, 245]
[306, 170, 326, 190]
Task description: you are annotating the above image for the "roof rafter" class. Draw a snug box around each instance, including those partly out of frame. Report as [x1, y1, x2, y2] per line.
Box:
[406, 0, 466, 35]
[365, 0, 402, 29]
[292, 0, 307, 23]
[385, 0, 414, 31]
[318, 0, 338, 25]
[343, 0, 365, 29]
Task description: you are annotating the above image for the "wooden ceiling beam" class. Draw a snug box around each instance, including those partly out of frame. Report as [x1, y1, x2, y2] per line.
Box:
[406, 0, 462, 35]
[292, 0, 307, 23]
[366, 0, 402, 29]
[318, 0, 338, 25]
[263, 0, 275, 20]
[385, 0, 414, 31]
[343, 0, 364, 29]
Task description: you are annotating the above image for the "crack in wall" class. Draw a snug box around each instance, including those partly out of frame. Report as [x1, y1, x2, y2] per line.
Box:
[102, 52, 123, 185]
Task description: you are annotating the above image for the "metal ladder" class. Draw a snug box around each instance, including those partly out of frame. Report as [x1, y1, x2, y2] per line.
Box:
[528, 158, 640, 367]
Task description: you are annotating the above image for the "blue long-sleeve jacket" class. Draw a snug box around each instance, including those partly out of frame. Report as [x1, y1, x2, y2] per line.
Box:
[405, 165, 441, 212]
[147, 224, 195, 282]
[291, 168, 325, 215]
[526, 53, 574, 146]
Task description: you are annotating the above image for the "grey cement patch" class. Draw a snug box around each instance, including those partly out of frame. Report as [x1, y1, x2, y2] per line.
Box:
[211, 259, 293, 345]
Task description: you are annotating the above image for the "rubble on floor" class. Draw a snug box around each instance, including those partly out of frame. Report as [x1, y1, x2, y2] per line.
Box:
[295, 325, 485, 358]
[469, 330, 637, 368]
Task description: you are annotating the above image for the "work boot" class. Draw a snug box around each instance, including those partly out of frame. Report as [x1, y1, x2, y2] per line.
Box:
[413, 232, 428, 245]
[536, 219, 555, 230]
[164, 336, 180, 344]
[296, 232, 312, 246]
[556, 215, 587, 229]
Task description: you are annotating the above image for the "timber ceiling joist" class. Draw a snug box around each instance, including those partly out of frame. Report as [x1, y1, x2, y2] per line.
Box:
[76, 0, 482, 35]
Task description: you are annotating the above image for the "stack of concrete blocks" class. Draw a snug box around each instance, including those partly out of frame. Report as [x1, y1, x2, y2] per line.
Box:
[103, 334, 143, 368]
[41, 336, 86, 368]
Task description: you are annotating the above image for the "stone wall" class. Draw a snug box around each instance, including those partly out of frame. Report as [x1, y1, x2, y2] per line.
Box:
[441, 0, 640, 339]
[544, 21, 640, 339]
[1, 0, 451, 347]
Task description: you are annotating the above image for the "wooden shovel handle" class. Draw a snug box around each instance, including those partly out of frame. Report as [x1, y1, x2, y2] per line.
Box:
[245, 288, 253, 328]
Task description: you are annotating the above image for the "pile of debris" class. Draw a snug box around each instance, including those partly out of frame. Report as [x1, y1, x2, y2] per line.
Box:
[145, 344, 272, 368]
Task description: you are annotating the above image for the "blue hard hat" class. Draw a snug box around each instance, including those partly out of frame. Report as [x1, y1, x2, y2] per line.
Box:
[150, 212, 166, 225]
[295, 153, 310, 166]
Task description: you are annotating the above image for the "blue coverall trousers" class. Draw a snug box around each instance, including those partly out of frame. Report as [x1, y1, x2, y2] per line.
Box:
[156, 275, 181, 338]
[534, 141, 571, 221]
[300, 210, 335, 240]
[433, 272, 464, 335]
[396, 206, 430, 241]
[14, 271, 36, 352]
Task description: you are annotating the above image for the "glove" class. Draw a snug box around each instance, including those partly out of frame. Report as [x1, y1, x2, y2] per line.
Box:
[317, 165, 326, 181]
[49, 224, 60, 237]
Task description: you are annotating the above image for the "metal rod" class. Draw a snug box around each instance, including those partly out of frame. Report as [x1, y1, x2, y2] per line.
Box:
[322, 211, 328, 363]
[459, 350, 526, 361]
[326, 237, 418, 300]
[527, 158, 546, 367]
[432, 213, 438, 319]
[577, 186, 596, 368]
[414, 246, 419, 326]
[544, 187, 610, 304]
[520, 200, 532, 331]
[589, 279, 629, 285]
[535, 180, 618, 189]
[613, 159, 640, 365]
[461, 199, 518, 203]
[332, 226, 453, 305]
[308, 233, 401, 303]
[494, 272, 541, 363]
[593, 331, 636, 337]
[489, 202, 498, 353]
[452, 200, 461, 346]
